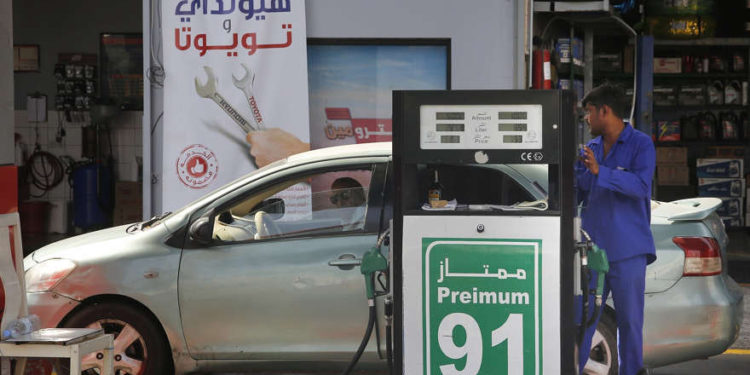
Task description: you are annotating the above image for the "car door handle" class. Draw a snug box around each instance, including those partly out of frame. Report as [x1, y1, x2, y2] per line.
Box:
[328, 254, 361, 269]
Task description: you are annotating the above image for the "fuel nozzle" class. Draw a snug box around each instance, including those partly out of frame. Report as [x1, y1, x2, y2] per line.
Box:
[361, 246, 388, 300]
[588, 244, 609, 306]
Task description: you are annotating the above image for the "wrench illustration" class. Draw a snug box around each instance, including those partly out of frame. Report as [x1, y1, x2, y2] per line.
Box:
[232, 64, 266, 130]
[195, 66, 257, 133]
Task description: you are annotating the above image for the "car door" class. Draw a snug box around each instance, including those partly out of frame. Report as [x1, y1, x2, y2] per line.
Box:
[178, 159, 388, 361]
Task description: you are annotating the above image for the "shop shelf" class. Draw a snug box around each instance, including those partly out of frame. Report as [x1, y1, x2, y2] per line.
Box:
[654, 105, 748, 112]
[594, 72, 634, 80]
[654, 140, 749, 147]
[654, 38, 750, 47]
[654, 73, 748, 80]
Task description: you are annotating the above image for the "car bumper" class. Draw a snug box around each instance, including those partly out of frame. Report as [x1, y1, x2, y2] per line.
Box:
[26, 291, 81, 329]
[643, 274, 744, 367]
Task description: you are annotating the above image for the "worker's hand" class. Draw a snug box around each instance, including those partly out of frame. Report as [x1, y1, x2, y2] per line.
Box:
[580, 146, 599, 175]
[246, 128, 310, 168]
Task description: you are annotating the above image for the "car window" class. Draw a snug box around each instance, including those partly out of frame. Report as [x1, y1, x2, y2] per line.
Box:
[212, 166, 375, 242]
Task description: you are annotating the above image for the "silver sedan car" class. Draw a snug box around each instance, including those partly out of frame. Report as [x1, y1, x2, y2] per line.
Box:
[23, 142, 743, 374]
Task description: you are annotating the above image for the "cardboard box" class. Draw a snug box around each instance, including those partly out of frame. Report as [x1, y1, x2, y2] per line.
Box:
[657, 165, 690, 186]
[678, 85, 706, 106]
[623, 45, 634, 73]
[556, 37, 584, 67]
[698, 178, 746, 197]
[653, 86, 678, 106]
[558, 79, 584, 102]
[656, 121, 681, 142]
[721, 216, 744, 228]
[656, 147, 688, 164]
[716, 197, 743, 217]
[705, 146, 745, 158]
[115, 181, 143, 207]
[654, 57, 682, 73]
[113, 204, 142, 226]
[594, 53, 622, 73]
[696, 159, 743, 178]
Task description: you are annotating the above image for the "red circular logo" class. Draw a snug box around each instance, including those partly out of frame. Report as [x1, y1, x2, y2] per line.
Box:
[176, 144, 218, 189]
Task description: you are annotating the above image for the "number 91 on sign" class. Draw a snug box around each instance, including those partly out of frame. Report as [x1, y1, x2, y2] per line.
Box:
[437, 313, 524, 375]
[424, 239, 542, 375]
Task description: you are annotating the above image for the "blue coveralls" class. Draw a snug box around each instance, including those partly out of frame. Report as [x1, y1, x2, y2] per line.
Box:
[575, 124, 657, 375]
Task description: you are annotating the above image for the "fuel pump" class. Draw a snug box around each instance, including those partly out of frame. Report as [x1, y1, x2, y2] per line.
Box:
[391, 90, 578, 374]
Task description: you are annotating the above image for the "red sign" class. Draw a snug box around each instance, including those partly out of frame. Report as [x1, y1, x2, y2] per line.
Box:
[352, 118, 392, 143]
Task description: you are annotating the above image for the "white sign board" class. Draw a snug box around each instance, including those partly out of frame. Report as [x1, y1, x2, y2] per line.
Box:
[161, 0, 310, 212]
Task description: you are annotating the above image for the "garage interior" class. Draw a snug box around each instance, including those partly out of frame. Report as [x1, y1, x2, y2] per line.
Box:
[6, 0, 748, 279]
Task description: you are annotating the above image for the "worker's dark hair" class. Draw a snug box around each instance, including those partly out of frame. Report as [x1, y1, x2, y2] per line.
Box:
[582, 83, 627, 119]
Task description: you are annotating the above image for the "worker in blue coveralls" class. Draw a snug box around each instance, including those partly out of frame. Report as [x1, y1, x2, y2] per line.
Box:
[576, 84, 656, 375]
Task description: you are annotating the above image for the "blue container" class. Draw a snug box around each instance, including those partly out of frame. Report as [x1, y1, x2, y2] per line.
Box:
[73, 164, 113, 228]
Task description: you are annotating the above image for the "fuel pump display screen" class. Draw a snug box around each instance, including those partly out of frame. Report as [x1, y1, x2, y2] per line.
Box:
[420, 104, 543, 150]
[441, 135, 461, 143]
[436, 112, 465, 120]
[498, 111, 528, 120]
[503, 135, 524, 143]
[436, 123, 465, 132]
[499, 123, 527, 132]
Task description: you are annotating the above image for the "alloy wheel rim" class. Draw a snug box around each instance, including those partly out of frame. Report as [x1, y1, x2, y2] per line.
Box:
[584, 329, 613, 375]
[80, 319, 147, 375]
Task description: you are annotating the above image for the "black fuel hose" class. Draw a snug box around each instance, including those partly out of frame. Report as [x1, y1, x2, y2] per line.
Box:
[386, 324, 393, 373]
[385, 302, 393, 375]
[587, 302, 601, 329]
[341, 301, 376, 375]
[578, 255, 590, 346]
[26, 149, 65, 197]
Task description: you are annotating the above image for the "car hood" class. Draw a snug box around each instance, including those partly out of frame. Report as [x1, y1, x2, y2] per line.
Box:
[29, 224, 169, 266]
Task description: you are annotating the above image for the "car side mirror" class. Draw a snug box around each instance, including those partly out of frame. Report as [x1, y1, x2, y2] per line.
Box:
[189, 217, 213, 245]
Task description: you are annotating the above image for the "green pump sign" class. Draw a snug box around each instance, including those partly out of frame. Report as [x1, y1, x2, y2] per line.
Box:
[423, 238, 542, 375]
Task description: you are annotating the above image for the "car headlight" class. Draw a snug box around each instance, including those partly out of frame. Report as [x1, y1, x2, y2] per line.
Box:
[25, 259, 77, 292]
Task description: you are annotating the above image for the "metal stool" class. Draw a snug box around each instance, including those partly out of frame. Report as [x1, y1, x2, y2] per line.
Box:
[0, 328, 114, 374]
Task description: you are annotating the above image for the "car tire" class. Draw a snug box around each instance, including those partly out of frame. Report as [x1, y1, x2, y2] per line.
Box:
[584, 311, 619, 375]
[60, 301, 173, 375]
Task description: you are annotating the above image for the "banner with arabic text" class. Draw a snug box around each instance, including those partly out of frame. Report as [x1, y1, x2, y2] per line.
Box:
[161, 0, 309, 212]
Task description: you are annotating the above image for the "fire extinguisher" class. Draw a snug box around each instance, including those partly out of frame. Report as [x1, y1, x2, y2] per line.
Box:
[532, 41, 552, 89]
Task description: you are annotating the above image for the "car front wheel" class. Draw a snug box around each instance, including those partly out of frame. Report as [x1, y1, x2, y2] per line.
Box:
[60, 301, 173, 375]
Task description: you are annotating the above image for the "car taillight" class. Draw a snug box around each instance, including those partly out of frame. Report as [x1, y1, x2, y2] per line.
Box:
[672, 237, 722, 276]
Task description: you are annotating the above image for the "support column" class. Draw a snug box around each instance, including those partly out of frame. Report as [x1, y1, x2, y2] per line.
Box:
[635, 35, 653, 135]
[0, 0, 14, 165]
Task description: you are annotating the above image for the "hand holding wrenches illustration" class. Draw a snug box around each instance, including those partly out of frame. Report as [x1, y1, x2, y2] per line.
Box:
[195, 66, 258, 133]
[232, 63, 266, 130]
